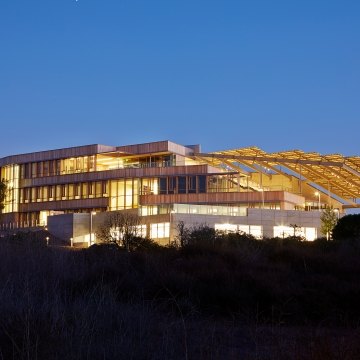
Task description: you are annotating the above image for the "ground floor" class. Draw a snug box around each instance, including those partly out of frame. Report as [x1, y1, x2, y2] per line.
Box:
[44, 205, 321, 246]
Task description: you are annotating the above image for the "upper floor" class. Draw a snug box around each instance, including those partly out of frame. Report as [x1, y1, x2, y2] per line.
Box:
[0, 141, 203, 180]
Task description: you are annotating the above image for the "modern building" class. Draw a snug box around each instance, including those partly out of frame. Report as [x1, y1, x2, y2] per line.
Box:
[1, 140, 359, 245]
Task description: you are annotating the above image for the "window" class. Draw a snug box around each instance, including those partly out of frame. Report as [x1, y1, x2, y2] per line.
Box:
[215, 224, 237, 233]
[102, 181, 108, 196]
[304, 228, 316, 241]
[88, 182, 95, 198]
[125, 180, 133, 208]
[25, 163, 31, 178]
[178, 176, 186, 194]
[198, 176, 206, 193]
[136, 225, 147, 238]
[95, 182, 102, 197]
[36, 162, 42, 177]
[49, 186, 54, 200]
[49, 160, 56, 176]
[43, 161, 49, 176]
[24, 188, 30, 203]
[31, 188, 36, 202]
[150, 223, 170, 239]
[273, 226, 294, 238]
[82, 183, 88, 198]
[89, 156, 95, 171]
[56, 160, 61, 175]
[43, 186, 48, 200]
[74, 183, 81, 199]
[76, 157, 83, 172]
[168, 177, 176, 194]
[56, 185, 61, 200]
[61, 184, 67, 199]
[249, 225, 262, 238]
[160, 178, 167, 194]
[31, 163, 37, 178]
[36, 187, 42, 201]
[188, 176, 196, 193]
[68, 184, 74, 200]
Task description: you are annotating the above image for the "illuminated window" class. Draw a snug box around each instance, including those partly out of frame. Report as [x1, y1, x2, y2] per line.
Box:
[31, 188, 36, 202]
[54, 185, 60, 200]
[49, 186, 54, 200]
[304, 227, 316, 241]
[274, 226, 292, 238]
[215, 224, 238, 233]
[61, 185, 67, 199]
[89, 183, 95, 198]
[136, 225, 147, 238]
[102, 181, 108, 196]
[249, 225, 262, 238]
[74, 183, 81, 199]
[150, 223, 170, 239]
[31, 163, 37, 178]
[95, 182, 102, 197]
[81, 183, 88, 198]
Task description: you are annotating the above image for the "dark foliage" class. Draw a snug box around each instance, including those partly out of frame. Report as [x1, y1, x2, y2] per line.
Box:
[332, 214, 360, 243]
[0, 229, 360, 358]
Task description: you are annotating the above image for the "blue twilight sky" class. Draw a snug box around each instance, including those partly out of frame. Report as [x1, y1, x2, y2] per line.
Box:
[0, 0, 359, 158]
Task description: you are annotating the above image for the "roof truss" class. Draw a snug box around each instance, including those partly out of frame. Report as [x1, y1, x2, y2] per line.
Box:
[194, 147, 360, 204]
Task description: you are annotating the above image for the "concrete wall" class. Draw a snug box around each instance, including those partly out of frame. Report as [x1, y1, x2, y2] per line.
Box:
[47, 214, 74, 244]
[48, 212, 103, 246]
[47, 208, 322, 247]
[47, 210, 139, 246]
[73, 213, 92, 244]
[171, 208, 321, 239]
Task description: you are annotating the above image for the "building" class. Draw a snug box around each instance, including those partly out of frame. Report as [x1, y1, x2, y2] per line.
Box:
[1, 140, 359, 245]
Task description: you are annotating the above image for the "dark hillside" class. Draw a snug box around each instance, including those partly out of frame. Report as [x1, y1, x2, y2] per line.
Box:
[0, 235, 359, 359]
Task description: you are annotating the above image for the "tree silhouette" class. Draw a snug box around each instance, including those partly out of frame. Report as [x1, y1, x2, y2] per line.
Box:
[332, 214, 360, 243]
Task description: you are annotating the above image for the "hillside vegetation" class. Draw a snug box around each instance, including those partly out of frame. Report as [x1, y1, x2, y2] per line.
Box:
[0, 229, 360, 359]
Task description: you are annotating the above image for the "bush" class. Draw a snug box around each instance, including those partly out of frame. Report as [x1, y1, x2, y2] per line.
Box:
[332, 214, 360, 243]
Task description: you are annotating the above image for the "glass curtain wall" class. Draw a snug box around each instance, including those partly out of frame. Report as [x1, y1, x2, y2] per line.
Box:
[1, 164, 20, 213]
[19, 156, 96, 179]
[109, 179, 139, 210]
[19, 181, 108, 204]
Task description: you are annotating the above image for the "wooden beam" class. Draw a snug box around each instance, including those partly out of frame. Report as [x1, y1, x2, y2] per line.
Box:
[195, 153, 344, 167]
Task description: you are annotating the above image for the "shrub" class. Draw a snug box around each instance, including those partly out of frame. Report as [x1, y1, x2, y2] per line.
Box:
[332, 214, 360, 243]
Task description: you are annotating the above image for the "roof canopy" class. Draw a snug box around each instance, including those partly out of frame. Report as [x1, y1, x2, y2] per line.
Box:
[194, 147, 360, 207]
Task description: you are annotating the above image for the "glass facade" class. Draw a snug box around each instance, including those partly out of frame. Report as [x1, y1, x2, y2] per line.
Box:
[19, 181, 109, 203]
[155, 175, 207, 195]
[96, 154, 176, 171]
[215, 224, 263, 238]
[150, 223, 170, 239]
[1, 164, 20, 213]
[20, 156, 96, 178]
[109, 179, 139, 210]
[139, 204, 248, 217]
[273, 226, 317, 241]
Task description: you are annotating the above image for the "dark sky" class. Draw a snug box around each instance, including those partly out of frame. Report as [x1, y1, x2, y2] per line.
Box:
[1, 0, 359, 157]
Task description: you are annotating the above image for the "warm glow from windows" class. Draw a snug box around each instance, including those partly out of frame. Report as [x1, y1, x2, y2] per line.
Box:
[215, 224, 263, 238]
[273, 226, 317, 241]
[150, 223, 170, 239]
